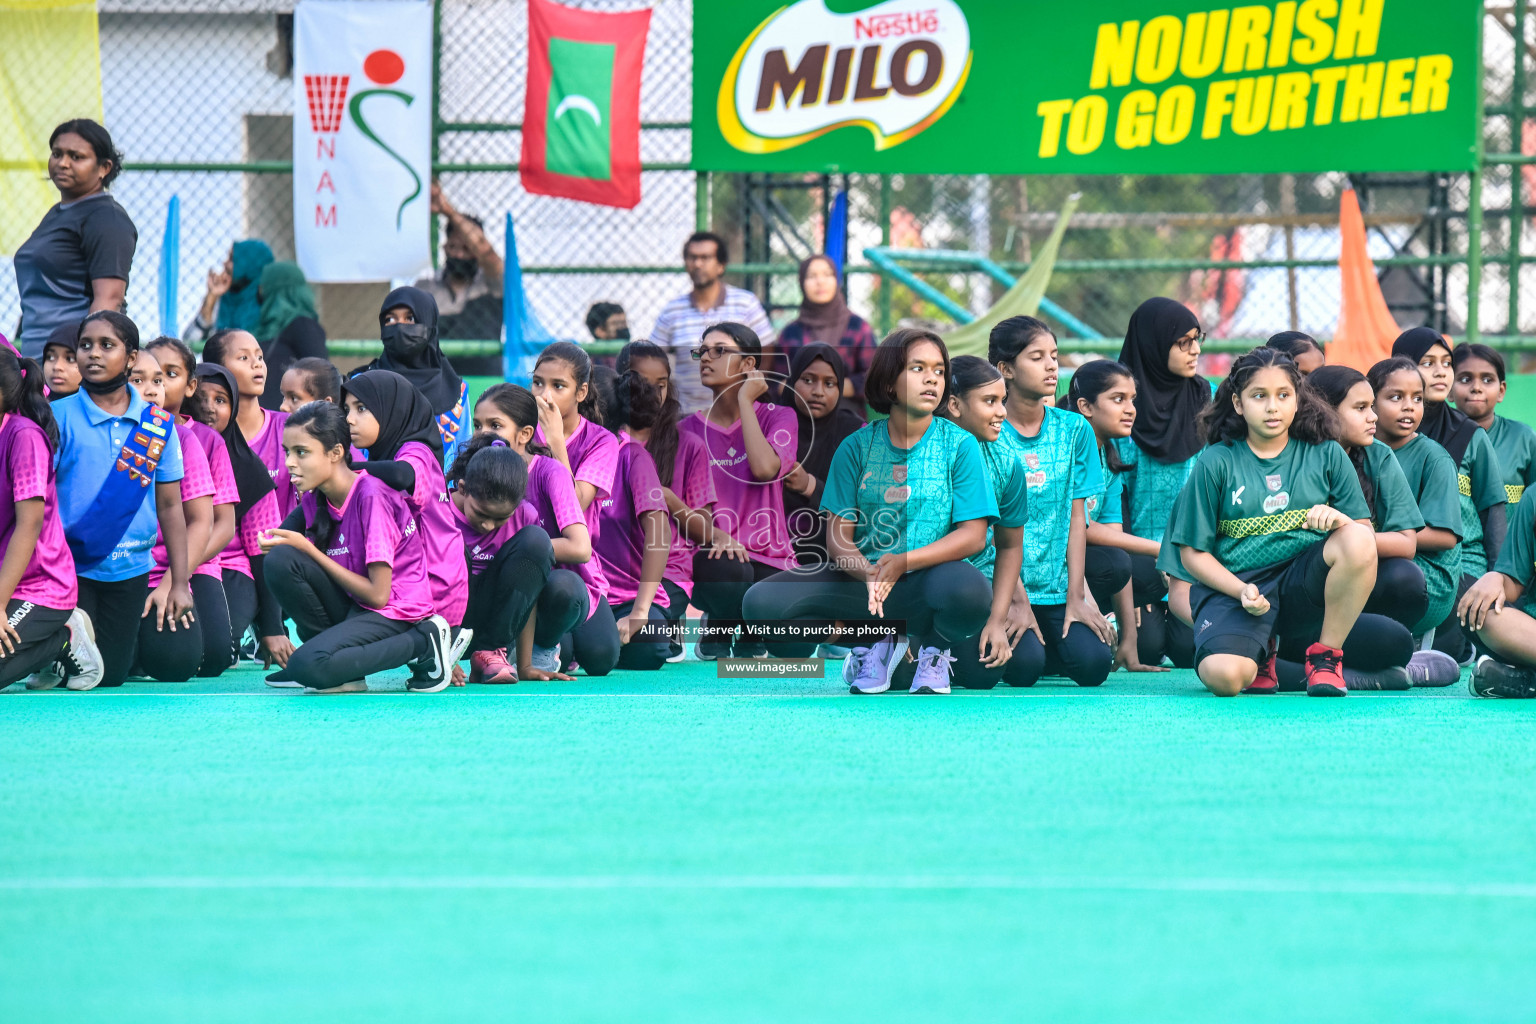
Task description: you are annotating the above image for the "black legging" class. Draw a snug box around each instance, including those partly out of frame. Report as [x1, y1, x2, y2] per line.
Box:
[0, 600, 70, 688]
[461, 525, 553, 652]
[137, 574, 233, 681]
[76, 574, 150, 687]
[1275, 611, 1416, 689]
[1364, 557, 1428, 634]
[740, 561, 993, 658]
[1431, 573, 1478, 663]
[262, 544, 428, 688]
[535, 569, 621, 677]
[952, 602, 1114, 688]
[223, 569, 257, 652]
[692, 552, 784, 643]
[608, 599, 671, 670]
[1128, 552, 1194, 668]
[1084, 546, 1132, 610]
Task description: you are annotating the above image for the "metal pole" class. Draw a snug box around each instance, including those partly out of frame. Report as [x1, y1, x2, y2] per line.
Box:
[1467, 6, 1486, 342]
[878, 174, 892, 334]
[695, 171, 709, 231]
[429, 0, 443, 270]
[1510, 0, 1527, 335]
[1281, 174, 1298, 331]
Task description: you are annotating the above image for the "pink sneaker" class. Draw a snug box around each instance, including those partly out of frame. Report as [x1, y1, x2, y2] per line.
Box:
[469, 648, 517, 684]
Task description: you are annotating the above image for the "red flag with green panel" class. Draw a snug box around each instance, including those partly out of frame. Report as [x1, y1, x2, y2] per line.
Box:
[519, 0, 651, 209]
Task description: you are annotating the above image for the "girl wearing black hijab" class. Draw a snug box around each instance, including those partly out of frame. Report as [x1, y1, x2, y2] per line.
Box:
[1392, 326, 1507, 662]
[782, 343, 866, 567]
[358, 286, 468, 468]
[189, 363, 289, 671]
[1115, 297, 1213, 665]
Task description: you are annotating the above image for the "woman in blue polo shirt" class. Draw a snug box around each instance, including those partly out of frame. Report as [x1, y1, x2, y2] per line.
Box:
[52, 311, 194, 687]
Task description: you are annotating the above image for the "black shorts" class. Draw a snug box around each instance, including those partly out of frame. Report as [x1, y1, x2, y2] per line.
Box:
[1190, 538, 1332, 666]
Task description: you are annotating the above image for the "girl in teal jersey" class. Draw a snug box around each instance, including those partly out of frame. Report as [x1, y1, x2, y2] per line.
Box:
[1451, 343, 1536, 508]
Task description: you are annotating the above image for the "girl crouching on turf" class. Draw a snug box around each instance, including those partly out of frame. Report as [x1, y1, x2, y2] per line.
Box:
[129, 348, 224, 680]
[343, 370, 471, 678]
[1392, 327, 1506, 663]
[53, 312, 193, 688]
[446, 434, 553, 684]
[186, 364, 288, 671]
[1459, 488, 1536, 697]
[594, 371, 676, 670]
[742, 329, 997, 695]
[0, 348, 104, 691]
[991, 317, 1117, 686]
[472, 383, 605, 680]
[279, 356, 342, 413]
[203, 328, 295, 517]
[259, 402, 453, 693]
[614, 341, 719, 661]
[1361, 359, 1466, 685]
[939, 357, 1031, 688]
[1069, 359, 1175, 672]
[1452, 343, 1536, 507]
[1168, 347, 1376, 697]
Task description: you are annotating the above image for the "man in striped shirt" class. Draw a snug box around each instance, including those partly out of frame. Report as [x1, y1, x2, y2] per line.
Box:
[651, 231, 776, 413]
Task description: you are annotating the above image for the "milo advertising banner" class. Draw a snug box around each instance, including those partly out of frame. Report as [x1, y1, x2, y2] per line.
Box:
[692, 0, 1480, 173]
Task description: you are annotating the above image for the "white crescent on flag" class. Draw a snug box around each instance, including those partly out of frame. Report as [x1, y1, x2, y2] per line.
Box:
[554, 94, 602, 126]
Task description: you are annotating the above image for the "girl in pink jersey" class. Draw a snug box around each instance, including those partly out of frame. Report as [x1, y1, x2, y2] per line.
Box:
[203, 329, 295, 517]
[129, 348, 222, 680]
[473, 383, 614, 678]
[0, 348, 104, 691]
[343, 369, 471, 680]
[678, 321, 799, 659]
[185, 364, 288, 671]
[614, 341, 721, 661]
[592, 370, 674, 670]
[259, 401, 454, 694]
[446, 433, 555, 684]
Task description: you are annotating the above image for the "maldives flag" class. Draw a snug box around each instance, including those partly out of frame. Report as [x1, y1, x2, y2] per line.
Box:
[520, 0, 651, 209]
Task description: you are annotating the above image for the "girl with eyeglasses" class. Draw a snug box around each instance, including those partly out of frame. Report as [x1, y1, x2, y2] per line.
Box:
[679, 321, 800, 660]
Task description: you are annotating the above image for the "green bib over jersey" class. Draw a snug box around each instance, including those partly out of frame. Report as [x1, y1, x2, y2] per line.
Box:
[1488, 415, 1536, 505]
[1455, 429, 1507, 578]
[1168, 437, 1370, 575]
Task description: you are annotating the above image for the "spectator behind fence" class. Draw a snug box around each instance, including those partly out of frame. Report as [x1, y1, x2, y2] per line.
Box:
[183, 239, 275, 344]
[12, 119, 137, 359]
[775, 254, 877, 409]
[414, 181, 503, 375]
[254, 261, 327, 411]
[586, 302, 628, 341]
[650, 231, 776, 414]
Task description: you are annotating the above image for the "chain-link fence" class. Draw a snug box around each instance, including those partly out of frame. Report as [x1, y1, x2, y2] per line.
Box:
[2, 0, 1533, 359]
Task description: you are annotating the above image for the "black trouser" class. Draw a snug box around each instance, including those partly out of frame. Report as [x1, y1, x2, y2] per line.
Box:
[1128, 552, 1194, 669]
[740, 561, 993, 658]
[1431, 573, 1478, 662]
[223, 569, 257, 649]
[608, 599, 671, 670]
[692, 552, 784, 643]
[535, 569, 622, 677]
[1084, 546, 1132, 611]
[1275, 612, 1416, 689]
[262, 544, 428, 689]
[76, 574, 150, 687]
[461, 525, 553, 652]
[136, 581, 206, 683]
[191, 573, 233, 677]
[953, 602, 1114, 689]
[0, 600, 71, 688]
[1365, 557, 1429, 634]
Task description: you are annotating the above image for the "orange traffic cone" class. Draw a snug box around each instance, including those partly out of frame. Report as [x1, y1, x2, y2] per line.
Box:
[1326, 188, 1399, 372]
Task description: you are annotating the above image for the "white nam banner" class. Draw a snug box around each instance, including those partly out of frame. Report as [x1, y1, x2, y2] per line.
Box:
[293, 0, 432, 282]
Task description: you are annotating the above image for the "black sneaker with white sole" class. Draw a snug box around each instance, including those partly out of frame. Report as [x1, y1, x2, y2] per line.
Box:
[1469, 656, 1536, 699]
[407, 615, 454, 692]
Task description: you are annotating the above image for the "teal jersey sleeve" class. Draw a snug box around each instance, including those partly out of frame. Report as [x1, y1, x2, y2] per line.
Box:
[1493, 488, 1536, 592]
[1412, 439, 1463, 536]
[990, 445, 1029, 529]
[820, 430, 863, 522]
[1463, 430, 1508, 513]
[1092, 454, 1124, 526]
[951, 431, 1000, 525]
[1364, 442, 1425, 534]
[1325, 443, 1373, 521]
[1070, 418, 1102, 500]
[1490, 416, 1536, 503]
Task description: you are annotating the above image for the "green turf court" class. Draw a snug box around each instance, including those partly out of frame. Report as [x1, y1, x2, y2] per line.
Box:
[4, 658, 1536, 1022]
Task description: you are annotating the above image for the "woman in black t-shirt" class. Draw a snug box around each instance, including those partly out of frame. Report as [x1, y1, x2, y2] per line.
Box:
[13, 120, 137, 358]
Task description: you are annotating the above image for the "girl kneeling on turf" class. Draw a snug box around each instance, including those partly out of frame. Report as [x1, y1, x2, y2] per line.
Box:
[1459, 488, 1536, 697]
[259, 402, 453, 693]
[446, 433, 554, 685]
[742, 328, 997, 695]
[1168, 347, 1377, 697]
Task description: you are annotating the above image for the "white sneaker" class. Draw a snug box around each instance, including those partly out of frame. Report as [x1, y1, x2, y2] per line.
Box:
[847, 633, 907, 694]
[26, 666, 63, 691]
[305, 679, 367, 694]
[910, 646, 956, 694]
[62, 609, 104, 691]
[265, 678, 303, 689]
[530, 643, 562, 675]
[448, 626, 474, 665]
[407, 615, 453, 692]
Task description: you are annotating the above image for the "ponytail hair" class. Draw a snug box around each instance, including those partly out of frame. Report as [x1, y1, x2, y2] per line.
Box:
[1065, 359, 1135, 473]
[201, 328, 243, 368]
[286, 400, 352, 550]
[987, 315, 1055, 367]
[446, 432, 529, 508]
[615, 340, 681, 487]
[1367, 356, 1423, 395]
[0, 349, 59, 450]
[1306, 364, 1375, 514]
[601, 369, 663, 436]
[536, 341, 604, 425]
[146, 336, 197, 380]
[477, 383, 554, 458]
[1198, 346, 1338, 447]
[79, 309, 139, 353]
[946, 355, 1003, 404]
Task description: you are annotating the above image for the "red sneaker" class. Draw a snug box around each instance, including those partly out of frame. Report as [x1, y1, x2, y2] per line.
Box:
[469, 648, 517, 685]
[1304, 642, 1347, 697]
[1242, 639, 1278, 694]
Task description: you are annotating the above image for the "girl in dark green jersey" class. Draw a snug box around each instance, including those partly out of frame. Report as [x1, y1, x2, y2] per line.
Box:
[1067, 359, 1177, 672]
[1392, 328, 1507, 663]
[1451, 343, 1536, 508]
[1459, 488, 1536, 697]
[1169, 347, 1376, 697]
